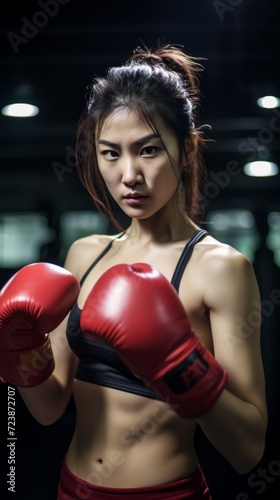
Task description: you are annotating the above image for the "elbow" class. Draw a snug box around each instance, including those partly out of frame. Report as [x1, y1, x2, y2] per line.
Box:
[36, 415, 61, 426]
[233, 413, 268, 474]
[232, 440, 266, 474]
[29, 408, 65, 426]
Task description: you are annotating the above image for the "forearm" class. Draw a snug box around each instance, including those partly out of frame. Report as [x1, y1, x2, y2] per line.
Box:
[18, 373, 73, 426]
[197, 389, 267, 473]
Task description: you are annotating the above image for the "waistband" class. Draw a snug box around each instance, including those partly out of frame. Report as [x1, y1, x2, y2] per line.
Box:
[57, 459, 212, 499]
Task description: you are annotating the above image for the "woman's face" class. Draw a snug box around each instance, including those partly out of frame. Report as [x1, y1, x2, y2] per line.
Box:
[96, 108, 183, 221]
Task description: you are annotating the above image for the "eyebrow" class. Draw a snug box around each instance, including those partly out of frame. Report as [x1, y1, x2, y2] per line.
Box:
[98, 133, 160, 148]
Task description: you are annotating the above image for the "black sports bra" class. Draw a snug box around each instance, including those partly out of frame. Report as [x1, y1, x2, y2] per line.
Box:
[66, 229, 208, 400]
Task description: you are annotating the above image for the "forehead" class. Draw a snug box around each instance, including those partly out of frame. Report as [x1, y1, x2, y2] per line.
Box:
[98, 108, 153, 137]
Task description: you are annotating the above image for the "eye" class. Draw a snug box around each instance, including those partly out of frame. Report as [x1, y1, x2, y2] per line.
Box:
[141, 145, 160, 157]
[100, 149, 119, 159]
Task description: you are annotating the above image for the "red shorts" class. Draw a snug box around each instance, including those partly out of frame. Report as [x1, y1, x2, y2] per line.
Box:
[57, 460, 212, 499]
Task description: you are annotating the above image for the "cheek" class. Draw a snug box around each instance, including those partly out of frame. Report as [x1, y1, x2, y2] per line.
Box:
[158, 168, 181, 201]
[98, 163, 117, 188]
[101, 173, 120, 197]
[155, 164, 180, 189]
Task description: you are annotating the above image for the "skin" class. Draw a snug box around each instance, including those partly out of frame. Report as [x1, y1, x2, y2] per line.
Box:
[19, 109, 267, 488]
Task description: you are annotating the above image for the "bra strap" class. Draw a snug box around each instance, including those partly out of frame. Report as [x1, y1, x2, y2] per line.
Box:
[80, 232, 126, 286]
[171, 229, 208, 292]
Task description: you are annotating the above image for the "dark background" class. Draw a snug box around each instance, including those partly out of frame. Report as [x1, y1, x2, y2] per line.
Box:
[1, 0, 280, 498]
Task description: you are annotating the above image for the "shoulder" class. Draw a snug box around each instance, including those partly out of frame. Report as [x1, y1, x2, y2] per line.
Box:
[196, 234, 259, 310]
[63, 233, 121, 281]
[198, 234, 252, 277]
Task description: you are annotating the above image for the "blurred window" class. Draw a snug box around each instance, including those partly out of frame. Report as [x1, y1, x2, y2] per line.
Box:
[60, 211, 109, 254]
[0, 213, 53, 267]
[206, 209, 259, 261]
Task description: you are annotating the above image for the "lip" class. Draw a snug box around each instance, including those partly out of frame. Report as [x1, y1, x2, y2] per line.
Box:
[123, 193, 147, 199]
[123, 193, 148, 205]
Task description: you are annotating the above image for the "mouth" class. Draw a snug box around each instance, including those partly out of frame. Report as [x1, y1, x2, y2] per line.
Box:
[123, 193, 148, 200]
[122, 193, 148, 205]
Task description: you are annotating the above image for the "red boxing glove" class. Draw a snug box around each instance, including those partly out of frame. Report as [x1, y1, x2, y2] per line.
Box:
[81, 263, 227, 418]
[0, 263, 80, 387]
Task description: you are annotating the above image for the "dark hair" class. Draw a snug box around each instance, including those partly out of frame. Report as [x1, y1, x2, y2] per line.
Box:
[76, 42, 207, 230]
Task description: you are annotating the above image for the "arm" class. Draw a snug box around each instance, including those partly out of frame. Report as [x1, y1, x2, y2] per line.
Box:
[17, 316, 78, 425]
[197, 247, 267, 473]
[2, 245, 81, 426]
[79, 250, 267, 473]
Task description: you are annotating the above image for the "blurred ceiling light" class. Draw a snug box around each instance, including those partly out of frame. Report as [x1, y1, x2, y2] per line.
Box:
[257, 95, 280, 109]
[1, 102, 39, 118]
[244, 161, 279, 177]
[1, 83, 39, 118]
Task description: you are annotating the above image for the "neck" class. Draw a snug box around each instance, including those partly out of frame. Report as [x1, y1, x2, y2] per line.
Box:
[126, 211, 197, 244]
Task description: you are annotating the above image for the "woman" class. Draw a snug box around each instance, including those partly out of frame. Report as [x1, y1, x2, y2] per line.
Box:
[2, 43, 267, 499]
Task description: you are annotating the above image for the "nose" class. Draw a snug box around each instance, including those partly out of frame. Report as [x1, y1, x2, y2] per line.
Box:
[121, 156, 143, 186]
